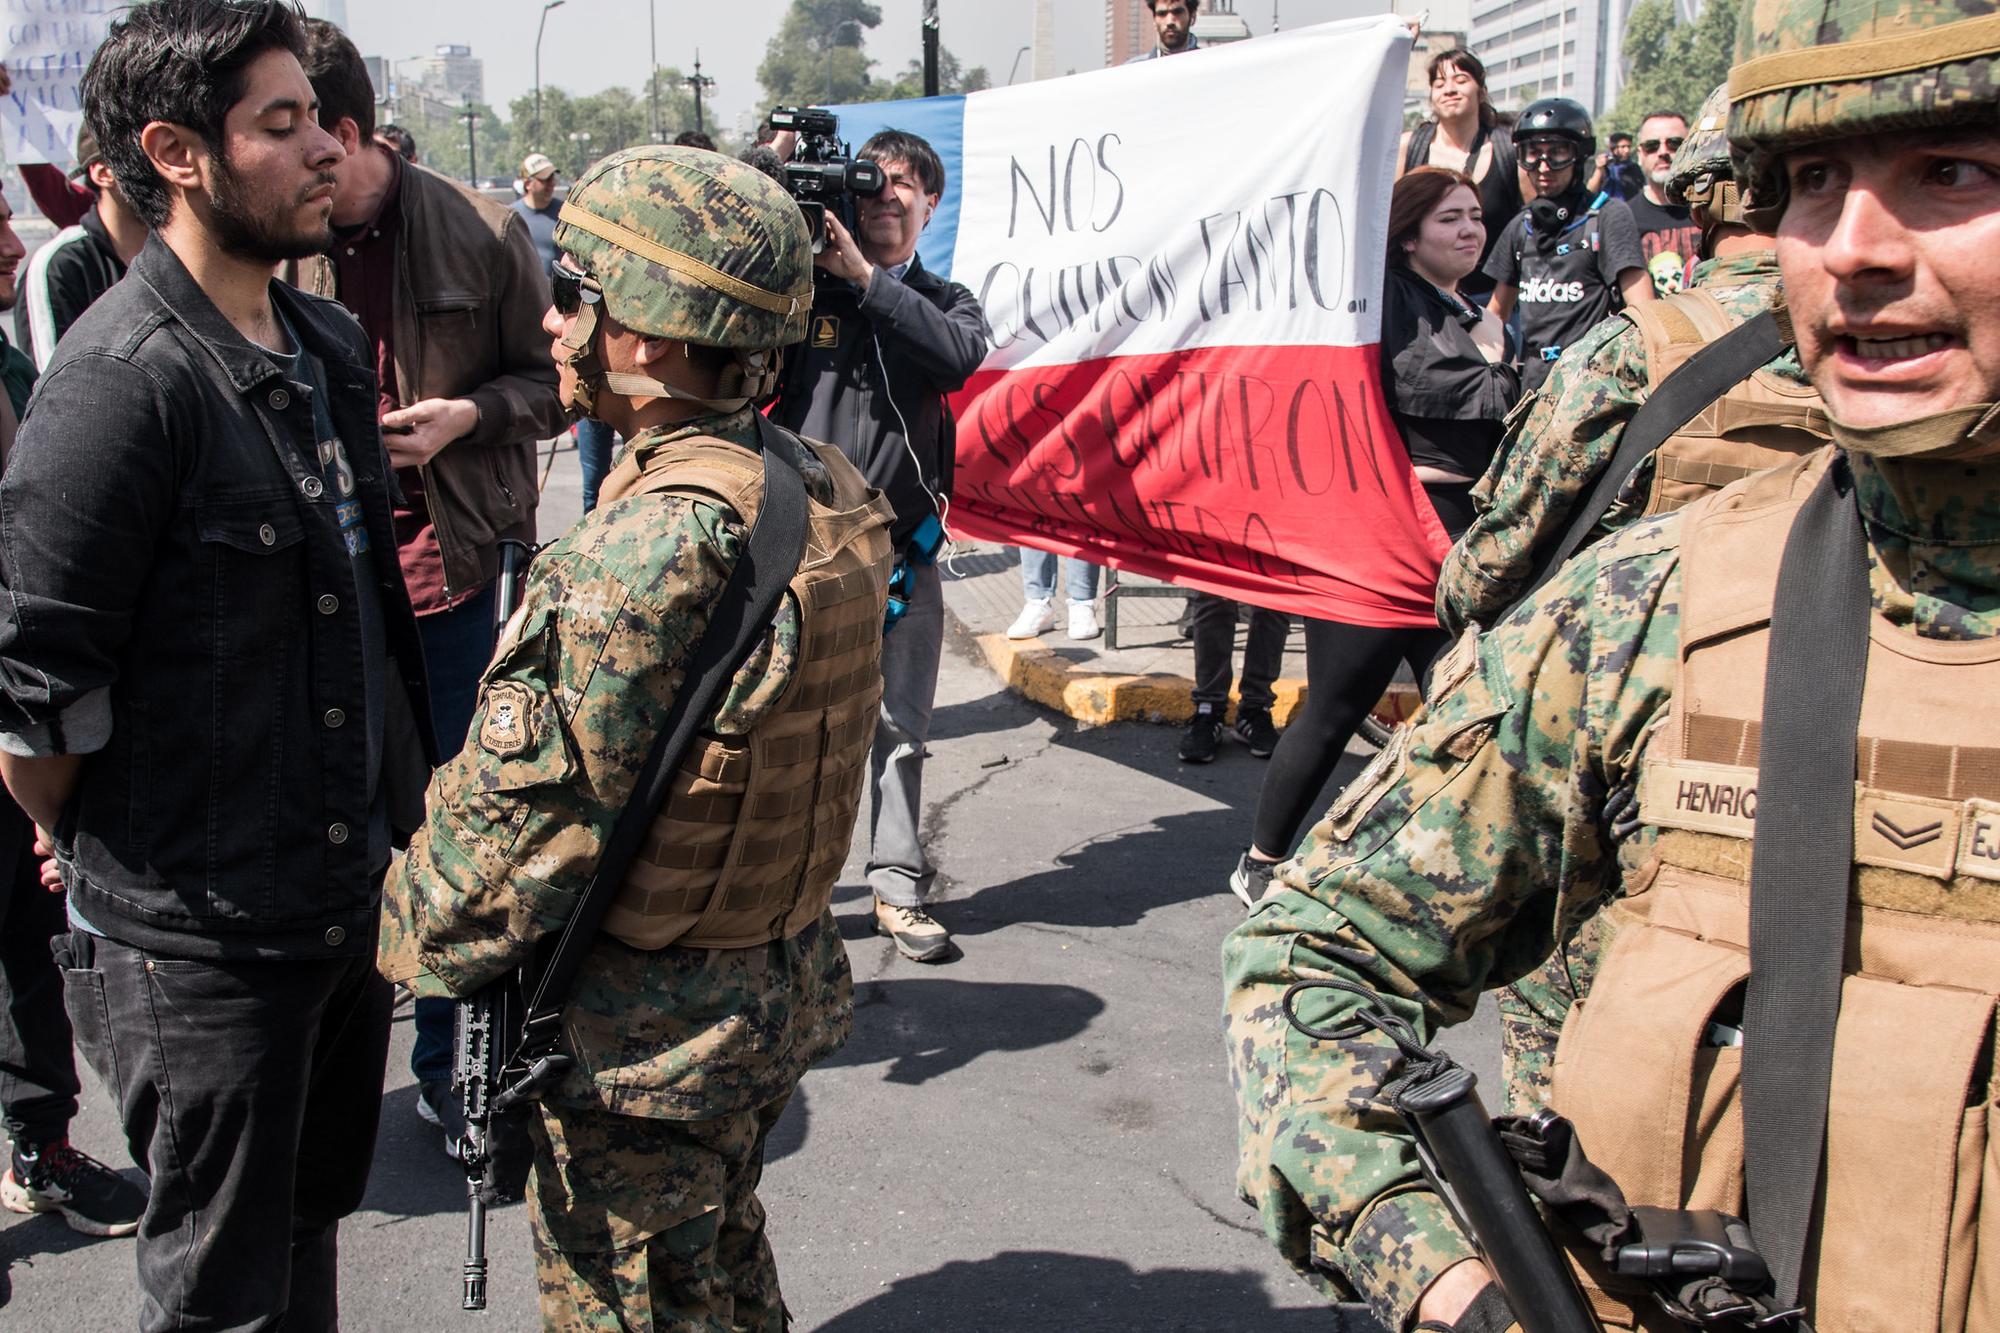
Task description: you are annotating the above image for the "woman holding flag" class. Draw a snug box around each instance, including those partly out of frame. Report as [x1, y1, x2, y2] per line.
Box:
[1228, 168, 1520, 907]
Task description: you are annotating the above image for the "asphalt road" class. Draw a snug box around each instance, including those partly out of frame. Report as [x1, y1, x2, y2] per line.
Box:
[0, 442, 1501, 1331]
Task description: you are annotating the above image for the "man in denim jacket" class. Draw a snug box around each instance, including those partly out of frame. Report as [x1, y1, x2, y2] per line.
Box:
[0, 3, 433, 1327]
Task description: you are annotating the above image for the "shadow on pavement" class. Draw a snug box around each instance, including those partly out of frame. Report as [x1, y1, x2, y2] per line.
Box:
[807, 1250, 1381, 1332]
[765, 1082, 810, 1165]
[820, 977, 1105, 1086]
[943, 803, 1257, 938]
[360, 1083, 492, 1220]
[0, 1207, 119, 1309]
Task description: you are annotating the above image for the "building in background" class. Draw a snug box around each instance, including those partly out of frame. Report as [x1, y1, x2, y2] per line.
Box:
[1472, 0, 1701, 115]
[1192, 0, 1254, 46]
[1033, 0, 1059, 79]
[417, 44, 485, 106]
[1105, 0, 1151, 66]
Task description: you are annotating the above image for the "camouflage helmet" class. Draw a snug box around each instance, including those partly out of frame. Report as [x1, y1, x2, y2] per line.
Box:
[1729, 0, 2000, 226]
[554, 145, 812, 351]
[1667, 83, 1745, 225]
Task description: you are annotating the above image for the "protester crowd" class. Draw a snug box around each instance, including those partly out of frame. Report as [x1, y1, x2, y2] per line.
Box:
[0, 0, 1934, 1329]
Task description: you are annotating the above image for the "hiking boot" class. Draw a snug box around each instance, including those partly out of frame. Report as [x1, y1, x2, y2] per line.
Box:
[1066, 601, 1101, 640]
[1179, 705, 1223, 763]
[1230, 709, 1280, 758]
[874, 899, 952, 963]
[1007, 598, 1056, 640]
[1229, 849, 1280, 910]
[417, 1078, 469, 1162]
[1, 1138, 145, 1237]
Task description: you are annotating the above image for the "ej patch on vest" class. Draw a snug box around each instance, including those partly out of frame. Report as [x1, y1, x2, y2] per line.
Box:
[811, 316, 840, 349]
[479, 681, 536, 759]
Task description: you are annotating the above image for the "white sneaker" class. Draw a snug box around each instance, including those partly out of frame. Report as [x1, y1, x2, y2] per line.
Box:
[1067, 601, 1101, 640]
[1008, 598, 1057, 640]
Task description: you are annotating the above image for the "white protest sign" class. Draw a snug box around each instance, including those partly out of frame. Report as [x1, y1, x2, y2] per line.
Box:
[0, 1, 117, 170]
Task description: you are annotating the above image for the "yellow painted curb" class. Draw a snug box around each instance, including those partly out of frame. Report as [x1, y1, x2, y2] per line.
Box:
[976, 632, 1423, 730]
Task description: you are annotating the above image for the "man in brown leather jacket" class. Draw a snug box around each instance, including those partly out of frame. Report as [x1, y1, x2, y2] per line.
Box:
[297, 20, 565, 1154]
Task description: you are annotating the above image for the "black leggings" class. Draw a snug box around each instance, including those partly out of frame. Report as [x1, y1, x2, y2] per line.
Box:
[1248, 481, 1472, 859]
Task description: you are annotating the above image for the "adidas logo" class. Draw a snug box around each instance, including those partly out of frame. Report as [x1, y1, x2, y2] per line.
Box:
[1520, 277, 1587, 303]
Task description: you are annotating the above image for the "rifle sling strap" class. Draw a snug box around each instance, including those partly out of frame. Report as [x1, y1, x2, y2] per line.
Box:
[1740, 458, 1870, 1319]
[509, 414, 813, 1065]
[1517, 310, 1785, 608]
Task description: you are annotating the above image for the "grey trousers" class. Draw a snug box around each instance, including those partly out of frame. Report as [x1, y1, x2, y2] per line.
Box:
[868, 562, 944, 907]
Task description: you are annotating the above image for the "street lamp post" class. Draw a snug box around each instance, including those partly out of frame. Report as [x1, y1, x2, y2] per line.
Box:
[824, 18, 862, 104]
[1006, 44, 1032, 84]
[684, 51, 715, 134]
[648, 0, 661, 140]
[533, 0, 566, 150]
[458, 96, 479, 188]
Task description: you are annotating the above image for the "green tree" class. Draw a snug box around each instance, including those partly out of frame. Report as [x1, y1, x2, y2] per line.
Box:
[864, 48, 991, 103]
[758, 0, 885, 109]
[509, 78, 734, 176]
[396, 93, 511, 187]
[1607, 0, 1739, 135]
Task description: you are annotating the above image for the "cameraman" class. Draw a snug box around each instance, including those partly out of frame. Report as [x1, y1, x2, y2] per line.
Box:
[770, 127, 988, 963]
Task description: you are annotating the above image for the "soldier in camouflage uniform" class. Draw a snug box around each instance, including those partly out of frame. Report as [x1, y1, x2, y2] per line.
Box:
[1436, 85, 1836, 1116]
[1226, 2, 2000, 1328]
[381, 146, 894, 1331]
[1436, 82, 1829, 642]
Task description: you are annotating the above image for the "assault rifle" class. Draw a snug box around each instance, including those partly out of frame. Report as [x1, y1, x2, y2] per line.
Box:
[456, 536, 534, 1312]
[1283, 979, 1799, 1331]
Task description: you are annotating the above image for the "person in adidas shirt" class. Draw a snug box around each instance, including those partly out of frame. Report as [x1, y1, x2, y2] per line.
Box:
[1485, 97, 1651, 392]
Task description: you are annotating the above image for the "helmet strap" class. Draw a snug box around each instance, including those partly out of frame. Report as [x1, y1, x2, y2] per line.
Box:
[559, 297, 767, 416]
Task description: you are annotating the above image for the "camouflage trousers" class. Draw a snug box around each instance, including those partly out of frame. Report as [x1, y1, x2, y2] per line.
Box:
[528, 1092, 794, 1333]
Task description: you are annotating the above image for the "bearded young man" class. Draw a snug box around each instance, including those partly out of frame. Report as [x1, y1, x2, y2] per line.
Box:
[0, 2, 435, 1327]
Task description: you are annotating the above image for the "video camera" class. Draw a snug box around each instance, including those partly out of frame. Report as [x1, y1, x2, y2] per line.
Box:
[768, 106, 885, 253]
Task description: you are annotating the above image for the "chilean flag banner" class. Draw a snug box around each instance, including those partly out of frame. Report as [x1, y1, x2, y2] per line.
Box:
[833, 16, 1444, 625]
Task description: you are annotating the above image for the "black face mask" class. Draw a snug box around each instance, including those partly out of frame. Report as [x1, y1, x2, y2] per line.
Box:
[1528, 183, 1591, 254]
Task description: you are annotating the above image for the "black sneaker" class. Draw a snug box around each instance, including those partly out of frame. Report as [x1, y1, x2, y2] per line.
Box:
[1229, 849, 1280, 909]
[1, 1138, 145, 1237]
[1179, 705, 1223, 763]
[417, 1078, 469, 1162]
[1231, 709, 1280, 758]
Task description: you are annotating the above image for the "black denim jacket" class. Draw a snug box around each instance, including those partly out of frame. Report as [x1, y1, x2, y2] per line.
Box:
[0, 235, 436, 961]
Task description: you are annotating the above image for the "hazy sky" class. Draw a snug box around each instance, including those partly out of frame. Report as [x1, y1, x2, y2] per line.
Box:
[341, 0, 1386, 138]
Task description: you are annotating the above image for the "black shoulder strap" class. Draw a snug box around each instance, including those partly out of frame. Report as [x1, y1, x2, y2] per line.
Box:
[496, 415, 813, 1101]
[1405, 120, 1435, 172]
[1740, 459, 1869, 1320]
[1514, 310, 1784, 608]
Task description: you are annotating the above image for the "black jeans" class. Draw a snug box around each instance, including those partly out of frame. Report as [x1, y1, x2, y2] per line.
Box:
[0, 796, 78, 1146]
[1189, 591, 1291, 713]
[55, 931, 392, 1333]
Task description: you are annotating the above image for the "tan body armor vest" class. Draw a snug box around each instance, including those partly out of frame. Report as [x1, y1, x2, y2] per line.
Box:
[1549, 452, 2000, 1331]
[1625, 287, 1831, 517]
[599, 434, 893, 952]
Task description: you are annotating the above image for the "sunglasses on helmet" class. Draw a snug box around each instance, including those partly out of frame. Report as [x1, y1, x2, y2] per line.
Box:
[1639, 136, 1686, 155]
[550, 261, 603, 317]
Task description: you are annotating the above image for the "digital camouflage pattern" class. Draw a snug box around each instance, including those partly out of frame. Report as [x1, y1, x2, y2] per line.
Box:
[1435, 250, 1807, 638]
[531, 1091, 794, 1332]
[381, 406, 849, 1114]
[1668, 83, 1738, 221]
[1730, 0, 2000, 219]
[555, 146, 813, 349]
[381, 405, 853, 1328]
[1224, 436, 2000, 1328]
